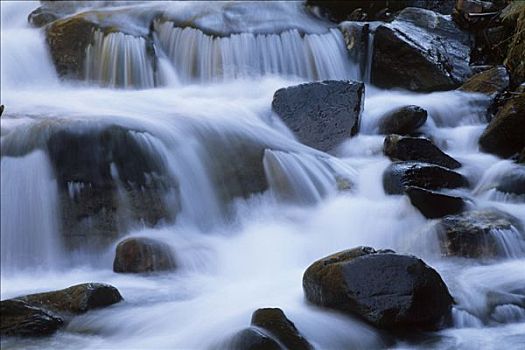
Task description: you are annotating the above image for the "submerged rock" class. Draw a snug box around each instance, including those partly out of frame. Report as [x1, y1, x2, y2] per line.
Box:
[0, 299, 64, 337]
[372, 7, 472, 91]
[272, 80, 364, 152]
[303, 246, 453, 331]
[383, 161, 468, 195]
[432, 209, 525, 258]
[384, 135, 461, 169]
[495, 166, 525, 196]
[406, 186, 465, 219]
[377, 106, 427, 135]
[113, 237, 176, 273]
[251, 308, 313, 350]
[228, 327, 282, 350]
[479, 94, 525, 158]
[17, 283, 123, 315]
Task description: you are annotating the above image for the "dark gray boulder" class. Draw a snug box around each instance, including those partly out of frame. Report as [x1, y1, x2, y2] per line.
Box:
[384, 135, 461, 169]
[303, 247, 453, 331]
[496, 166, 525, 196]
[272, 80, 364, 152]
[113, 237, 176, 273]
[383, 161, 468, 195]
[433, 209, 525, 258]
[0, 299, 64, 337]
[251, 308, 313, 350]
[479, 94, 525, 158]
[406, 186, 465, 219]
[378, 105, 427, 135]
[228, 327, 283, 350]
[372, 7, 472, 91]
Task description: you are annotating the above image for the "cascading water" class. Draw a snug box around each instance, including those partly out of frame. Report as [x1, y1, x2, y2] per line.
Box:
[1, 1, 525, 350]
[85, 30, 156, 88]
[154, 20, 356, 82]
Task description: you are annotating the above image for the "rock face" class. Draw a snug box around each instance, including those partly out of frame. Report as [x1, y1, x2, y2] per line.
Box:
[479, 94, 525, 158]
[406, 186, 465, 219]
[113, 237, 176, 273]
[272, 81, 364, 152]
[46, 16, 98, 79]
[433, 210, 525, 258]
[303, 247, 453, 330]
[228, 327, 282, 350]
[372, 7, 472, 91]
[46, 125, 176, 251]
[18, 283, 123, 315]
[458, 66, 509, 99]
[251, 308, 312, 350]
[383, 161, 468, 195]
[384, 135, 461, 169]
[0, 300, 64, 337]
[378, 106, 428, 135]
[1, 283, 122, 337]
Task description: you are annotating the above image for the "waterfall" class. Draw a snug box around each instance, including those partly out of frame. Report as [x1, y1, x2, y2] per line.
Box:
[263, 150, 355, 204]
[1, 151, 63, 272]
[85, 30, 155, 88]
[154, 20, 356, 82]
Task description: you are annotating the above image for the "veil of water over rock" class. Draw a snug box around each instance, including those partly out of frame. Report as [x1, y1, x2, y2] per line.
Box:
[1, 1, 524, 349]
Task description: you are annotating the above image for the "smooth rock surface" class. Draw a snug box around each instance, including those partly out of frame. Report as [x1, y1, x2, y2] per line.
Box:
[406, 186, 465, 219]
[378, 106, 428, 135]
[303, 247, 453, 330]
[272, 80, 364, 152]
[384, 135, 461, 169]
[113, 237, 176, 273]
[0, 299, 64, 337]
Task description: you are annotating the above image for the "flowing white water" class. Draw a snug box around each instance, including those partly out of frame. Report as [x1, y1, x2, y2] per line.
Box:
[85, 30, 156, 88]
[1, 1, 525, 350]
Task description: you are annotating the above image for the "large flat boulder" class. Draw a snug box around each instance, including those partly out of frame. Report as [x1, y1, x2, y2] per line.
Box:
[303, 247, 453, 331]
[372, 7, 472, 91]
[272, 81, 364, 152]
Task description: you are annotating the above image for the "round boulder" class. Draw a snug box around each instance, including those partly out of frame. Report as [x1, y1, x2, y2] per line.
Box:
[113, 237, 176, 273]
[303, 247, 453, 331]
[378, 106, 427, 135]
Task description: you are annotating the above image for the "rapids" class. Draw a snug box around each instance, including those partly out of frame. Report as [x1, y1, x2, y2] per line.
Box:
[1, 1, 524, 349]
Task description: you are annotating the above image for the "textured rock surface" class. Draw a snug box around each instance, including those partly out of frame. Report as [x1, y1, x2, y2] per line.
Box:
[406, 186, 465, 219]
[383, 161, 468, 195]
[0, 299, 64, 337]
[372, 7, 472, 91]
[272, 80, 364, 152]
[384, 135, 461, 169]
[479, 94, 525, 158]
[433, 210, 525, 258]
[251, 308, 312, 350]
[113, 237, 176, 273]
[303, 247, 453, 330]
[378, 106, 428, 135]
[458, 66, 509, 99]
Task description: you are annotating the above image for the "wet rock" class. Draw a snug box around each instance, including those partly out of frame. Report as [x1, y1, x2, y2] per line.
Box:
[113, 237, 176, 273]
[406, 186, 465, 219]
[372, 7, 472, 91]
[28, 7, 59, 27]
[46, 16, 99, 79]
[46, 125, 176, 251]
[251, 308, 313, 350]
[383, 161, 468, 195]
[433, 209, 525, 258]
[272, 80, 364, 152]
[228, 327, 282, 350]
[17, 283, 123, 315]
[479, 94, 525, 158]
[378, 106, 428, 135]
[496, 166, 525, 196]
[303, 246, 453, 330]
[384, 135, 461, 169]
[503, 2, 525, 86]
[0, 299, 64, 337]
[519, 148, 525, 164]
[458, 66, 509, 99]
